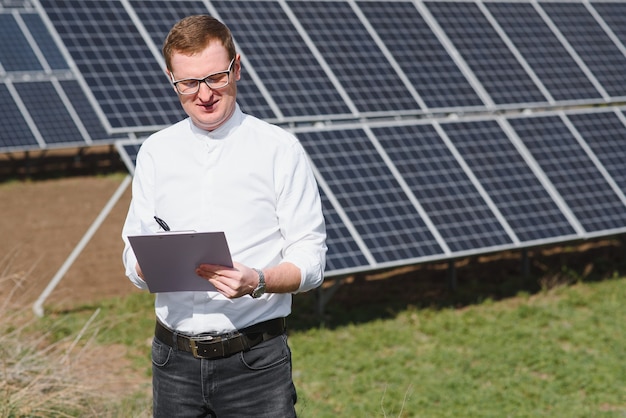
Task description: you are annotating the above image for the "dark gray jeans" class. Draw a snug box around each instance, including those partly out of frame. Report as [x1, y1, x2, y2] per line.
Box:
[151, 333, 297, 417]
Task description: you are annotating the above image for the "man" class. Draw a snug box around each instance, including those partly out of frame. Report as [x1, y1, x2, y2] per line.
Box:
[121, 15, 326, 417]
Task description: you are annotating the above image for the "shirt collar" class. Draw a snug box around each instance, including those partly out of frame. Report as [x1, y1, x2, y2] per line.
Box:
[190, 104, 244, 141]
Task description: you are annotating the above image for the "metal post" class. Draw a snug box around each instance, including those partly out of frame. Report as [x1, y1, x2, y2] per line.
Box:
[32, 175, 132, 317]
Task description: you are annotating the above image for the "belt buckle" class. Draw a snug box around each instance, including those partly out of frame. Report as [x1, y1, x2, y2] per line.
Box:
[189, 336, 214, 359]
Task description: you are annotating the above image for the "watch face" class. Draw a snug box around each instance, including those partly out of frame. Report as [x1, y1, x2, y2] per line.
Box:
[252, 286, 266, 298]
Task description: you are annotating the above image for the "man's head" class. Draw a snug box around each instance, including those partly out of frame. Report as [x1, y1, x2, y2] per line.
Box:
[163, 15, 241, 131]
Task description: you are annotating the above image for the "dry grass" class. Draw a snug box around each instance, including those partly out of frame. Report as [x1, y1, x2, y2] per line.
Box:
[0, 267, 150, 417]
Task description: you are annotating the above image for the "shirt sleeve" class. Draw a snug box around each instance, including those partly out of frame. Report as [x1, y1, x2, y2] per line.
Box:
[276, 141, 327, 293]
[120, 144, 156, 290]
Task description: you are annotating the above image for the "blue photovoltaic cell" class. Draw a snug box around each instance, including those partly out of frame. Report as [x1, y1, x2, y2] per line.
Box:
[372, 124, 512, 252]
[486, 2, 601, 102]
[287, 1, 420, 115]
[318, 187, 370, 273]
[540, 2, 626, 99]
[0, 84, 39, 150]
[14, 81, 85, 145]
[129, 0, 276, 121]
[508, 115, 626, 232]
[60, 80, 126, 141]
[41, 0, 184, 129]
[0, 14, 43, 71]
[567, 111, 626, 195]
[296, 129, 443, 263]
[440, 119, 577, 242]
[425, 1, 547, 106]
[122, 142, 142, 169]
[357, 1, 484, 109]
[21, 13, 69, 71]
[593, 2, 626, 50]
[212, 0, 353, 119]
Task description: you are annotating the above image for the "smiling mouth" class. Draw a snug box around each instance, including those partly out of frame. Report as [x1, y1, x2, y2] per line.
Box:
[199, 100, 218, 110]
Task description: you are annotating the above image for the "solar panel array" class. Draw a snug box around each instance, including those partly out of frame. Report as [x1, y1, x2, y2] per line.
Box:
[4, 0, 626, 277]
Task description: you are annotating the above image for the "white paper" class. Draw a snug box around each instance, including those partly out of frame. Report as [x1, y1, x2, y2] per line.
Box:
[128, 231, 233, 293]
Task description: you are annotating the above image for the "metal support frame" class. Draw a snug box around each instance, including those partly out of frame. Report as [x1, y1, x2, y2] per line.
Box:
[32, 174, 132, 317]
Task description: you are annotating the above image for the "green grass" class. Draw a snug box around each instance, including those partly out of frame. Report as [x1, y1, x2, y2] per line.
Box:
[8, 261, 626, 417]
[292, 279, 626, 417]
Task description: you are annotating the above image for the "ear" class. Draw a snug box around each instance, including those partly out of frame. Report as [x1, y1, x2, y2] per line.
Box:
[165, 68, 177, 91]
[234, 54, 242, 82]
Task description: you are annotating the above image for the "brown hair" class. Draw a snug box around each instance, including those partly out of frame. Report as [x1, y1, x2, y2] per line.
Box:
[162, 15, 236, 72]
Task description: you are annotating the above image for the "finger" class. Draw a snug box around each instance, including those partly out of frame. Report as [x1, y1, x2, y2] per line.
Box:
[209, 277, 237, 298]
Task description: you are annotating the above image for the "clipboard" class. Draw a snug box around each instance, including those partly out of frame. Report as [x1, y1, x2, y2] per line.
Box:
[128, 231, 233, 293]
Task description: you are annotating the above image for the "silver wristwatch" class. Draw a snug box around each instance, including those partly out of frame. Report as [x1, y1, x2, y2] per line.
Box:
[251, 268, 266, 298]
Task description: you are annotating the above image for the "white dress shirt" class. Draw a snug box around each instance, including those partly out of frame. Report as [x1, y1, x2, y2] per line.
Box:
[121, 105, 326, 334]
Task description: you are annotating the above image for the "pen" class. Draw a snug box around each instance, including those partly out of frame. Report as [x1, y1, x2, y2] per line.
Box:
[154, 216, 170, 231]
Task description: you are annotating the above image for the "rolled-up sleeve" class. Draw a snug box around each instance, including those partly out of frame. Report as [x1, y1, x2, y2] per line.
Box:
[277, 142, 327, 293]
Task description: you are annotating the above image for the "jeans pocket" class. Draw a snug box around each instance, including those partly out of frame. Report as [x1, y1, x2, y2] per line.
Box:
[239, 334, 290, 371]
[152, 337, 173, 367]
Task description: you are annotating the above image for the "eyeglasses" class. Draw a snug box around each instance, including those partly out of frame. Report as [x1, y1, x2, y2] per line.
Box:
[171, 58, 235, 95]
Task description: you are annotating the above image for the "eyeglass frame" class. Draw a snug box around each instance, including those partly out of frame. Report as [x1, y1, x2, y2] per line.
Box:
[169, 57, 236, 95]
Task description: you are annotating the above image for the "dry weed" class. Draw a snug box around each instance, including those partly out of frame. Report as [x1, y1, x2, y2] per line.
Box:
[0, 270, 149, 417]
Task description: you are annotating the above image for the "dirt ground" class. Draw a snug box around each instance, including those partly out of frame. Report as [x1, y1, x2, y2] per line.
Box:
[0, 174, 141, 307]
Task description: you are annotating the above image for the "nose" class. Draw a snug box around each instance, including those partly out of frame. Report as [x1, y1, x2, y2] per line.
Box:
[197, 81, 214, 100]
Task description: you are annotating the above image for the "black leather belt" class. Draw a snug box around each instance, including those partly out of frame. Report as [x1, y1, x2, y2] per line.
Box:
[155, 317, 286, 359]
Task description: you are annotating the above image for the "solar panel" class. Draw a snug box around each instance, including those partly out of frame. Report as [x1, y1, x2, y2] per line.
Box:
[115, 140, 142, 175]
[59, 80, 127, 142]
[287, 0, 421, 116]
[3, 0, 626, 280]
[372, 123, 513, 252]
[317, 187, 370, 274]
[424, 0, 548, 106]
[592, 2, 626, 47]
[357, 1, 485, 110]
[20, 13, 69, 71]
[0, 84, 40, 150]
[567, 110, 626, 194]
[507, 114, 626, 233]
[40, 0, 185, 130]
[14, 81, 86, 146]
[485, 2, 603, 103]
[0, 14, 43, 71]
[540, 2, 626, 99]
[440, 119, 578, 242]
[212, 0, 354, 120]
[294, 128, 443, 264]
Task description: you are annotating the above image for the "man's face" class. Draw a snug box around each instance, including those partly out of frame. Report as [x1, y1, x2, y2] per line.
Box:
[167, 41, 240, 132]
